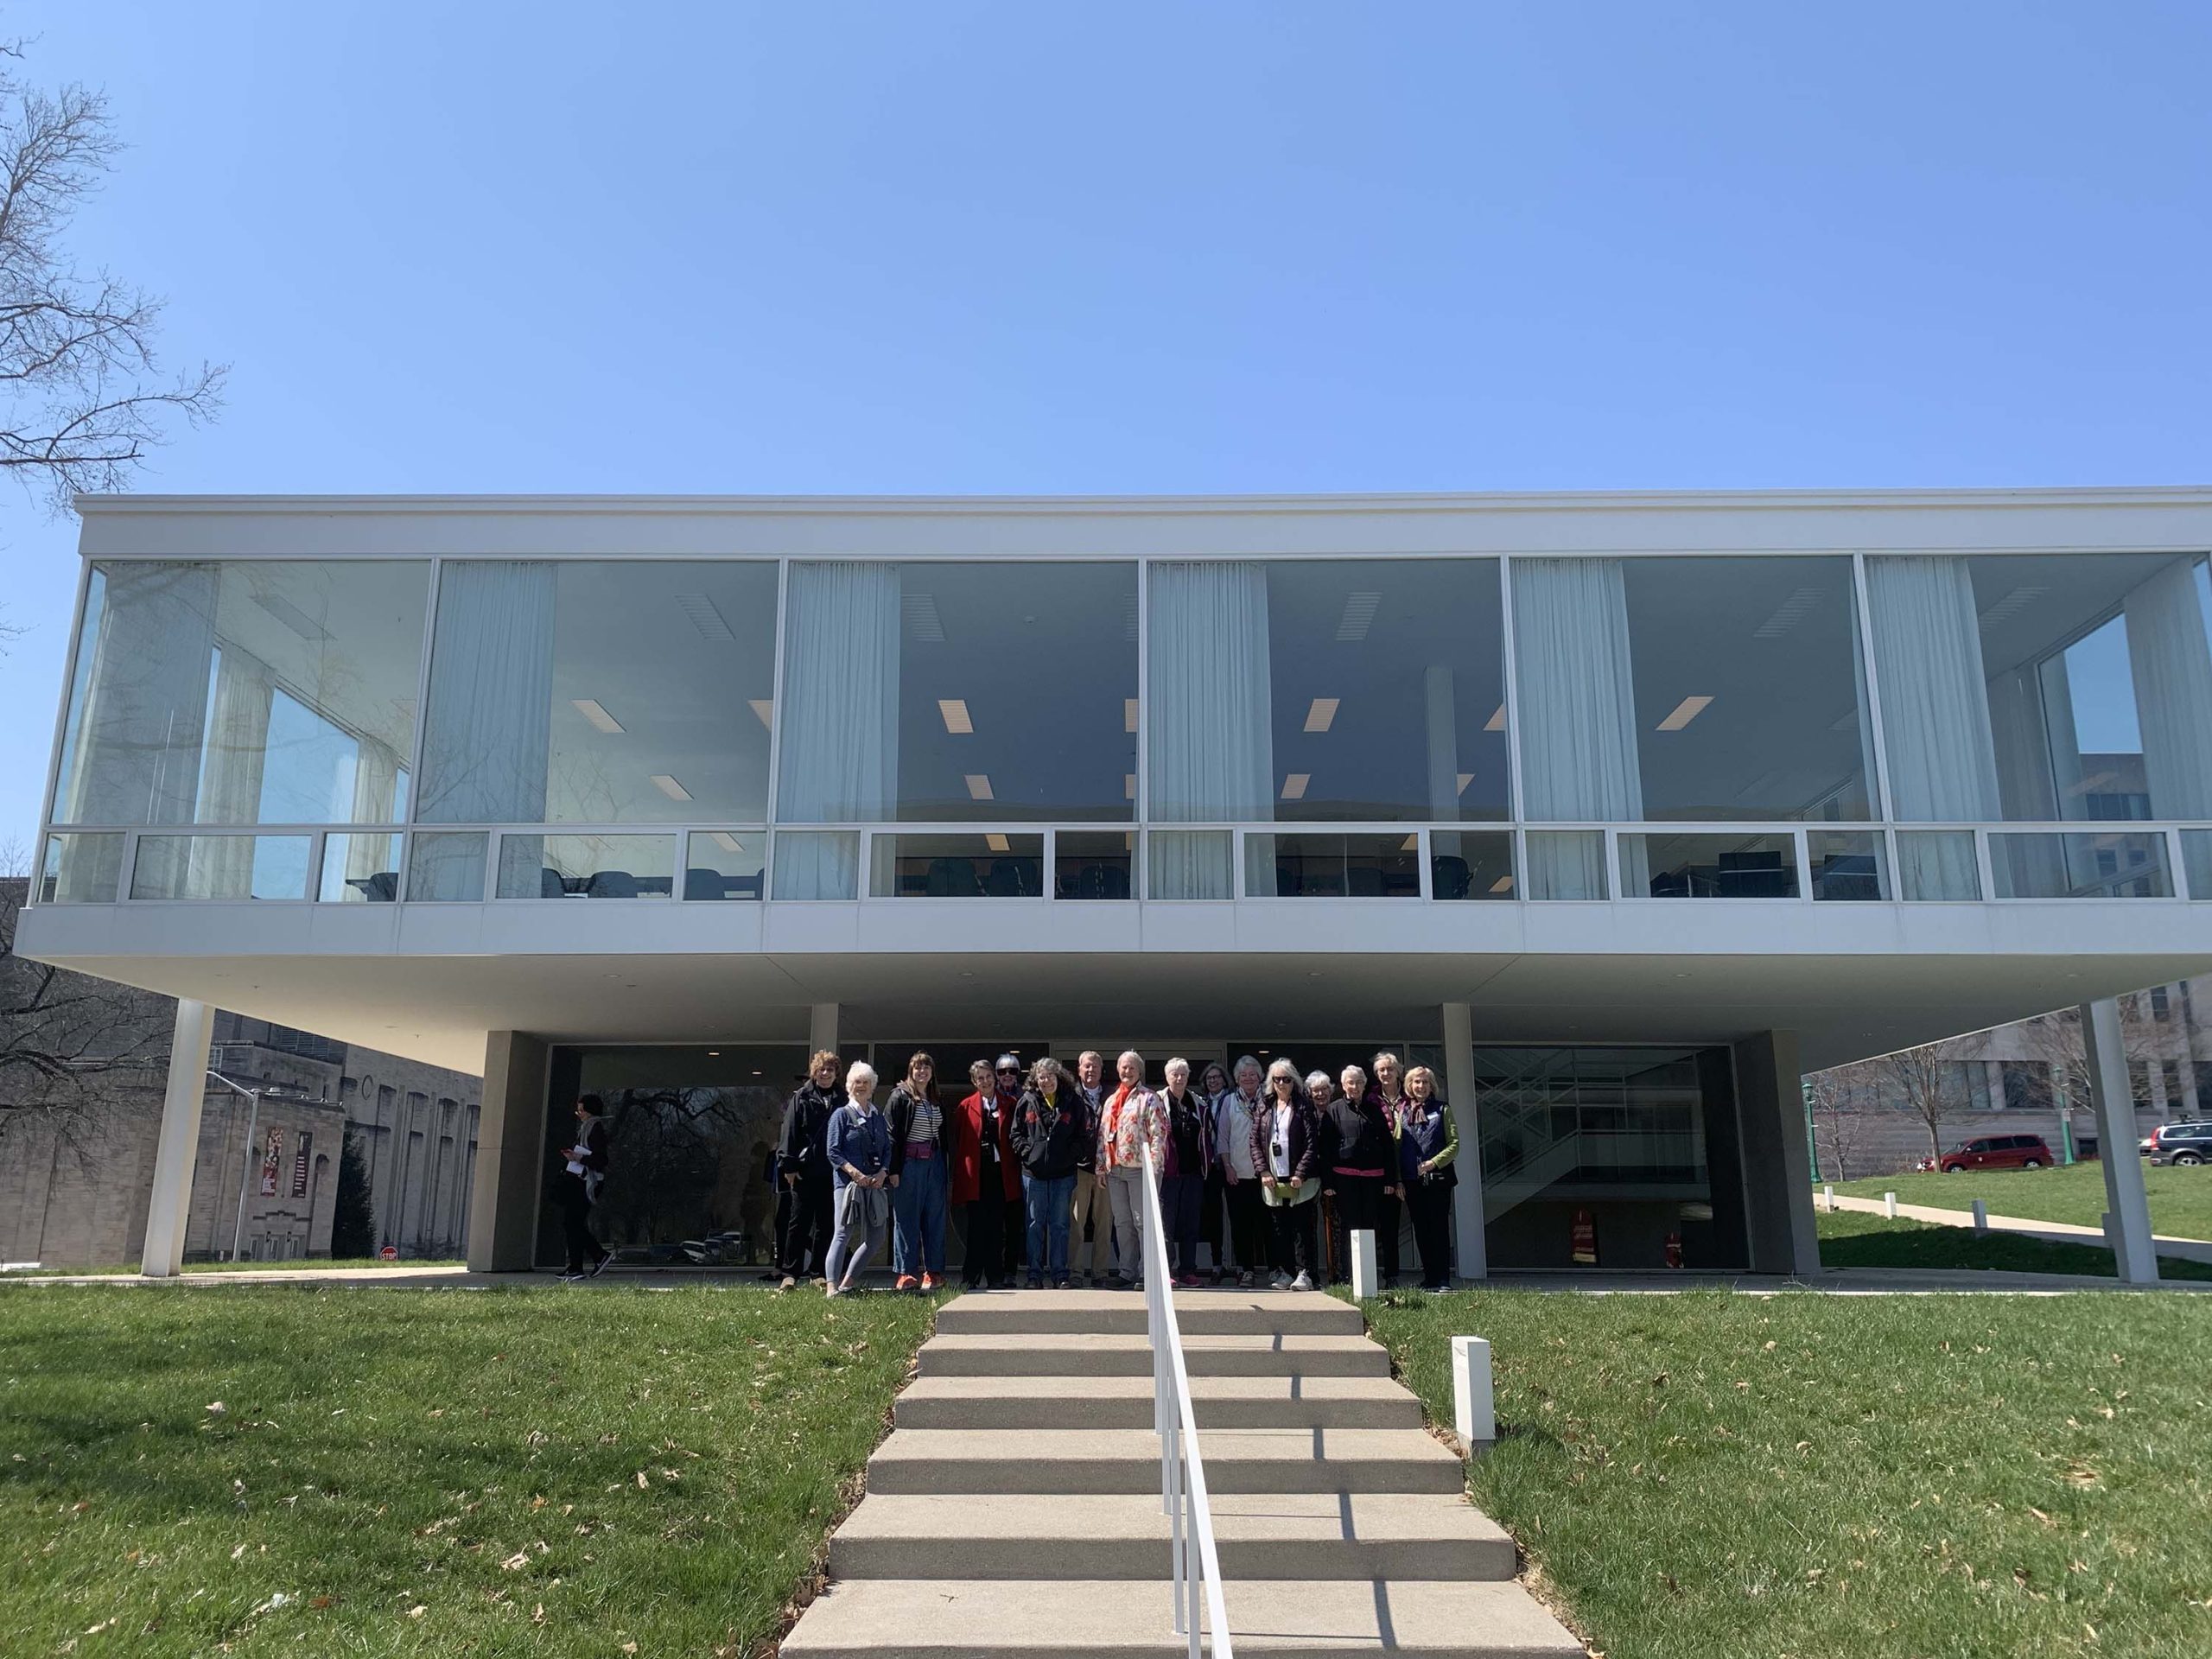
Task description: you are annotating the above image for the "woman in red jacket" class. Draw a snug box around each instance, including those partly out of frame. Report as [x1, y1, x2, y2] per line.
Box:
[950, 1056, 1023, 1289]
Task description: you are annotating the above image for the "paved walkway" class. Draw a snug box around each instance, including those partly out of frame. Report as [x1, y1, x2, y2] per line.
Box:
[1824, 1191, 2212, 1265]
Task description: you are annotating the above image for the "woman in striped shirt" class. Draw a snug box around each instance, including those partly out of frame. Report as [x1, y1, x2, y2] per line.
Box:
[886, 1052, 948, 1292]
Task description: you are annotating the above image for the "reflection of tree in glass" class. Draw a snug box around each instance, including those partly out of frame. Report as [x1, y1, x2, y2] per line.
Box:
[594, 1084, 785, 1259]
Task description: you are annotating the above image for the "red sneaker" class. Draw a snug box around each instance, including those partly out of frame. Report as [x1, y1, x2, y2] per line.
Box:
[918, 1273, 941, 1292]
[894, 1274, 918, 1292]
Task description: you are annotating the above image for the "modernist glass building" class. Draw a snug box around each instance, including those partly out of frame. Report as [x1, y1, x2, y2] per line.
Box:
[21, 490, 2212, 1277]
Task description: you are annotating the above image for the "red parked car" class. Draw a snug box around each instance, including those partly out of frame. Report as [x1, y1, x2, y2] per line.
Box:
[1938, 1133, 2055, 1173]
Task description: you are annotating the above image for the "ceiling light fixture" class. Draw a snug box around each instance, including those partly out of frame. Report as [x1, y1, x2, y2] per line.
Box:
[965, 773, 995, 801]
[985, 833, 1010, 854]
[901, 592, 945, 643]
[1977, 585, 2050, 628]
[938, 698, 974, 734]
[1304, 697, 1338, 734]
[1752, 587, 1823, 639]
[1484, 704, 1507, 732]
[1281, 772, 1310, 800]
[748, 698, 774, 729]
[1400, 834, 1418, 852]
[1489, 874, 1515, 893]
[677, 594, 735, 642]
[1335, 593, 1382, 641]
[651, 774, 694, 801]
[1124, 773, 1136, 800]
[571, 698, 625, 734]
[1124, 699, 1139, 734]
[1656, 695, 1713, 732]
[709, 831, 745, 855]
[1456, 772, 1474, 795]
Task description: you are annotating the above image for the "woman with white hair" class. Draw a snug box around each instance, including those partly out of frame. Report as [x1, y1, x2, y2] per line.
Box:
[823, 1060, 892, 1295]
[1254, 1059, 1321, 1289]
[1096, 1050, 1166, 1288]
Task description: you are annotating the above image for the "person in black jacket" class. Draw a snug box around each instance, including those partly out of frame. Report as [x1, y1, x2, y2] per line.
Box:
[1251, 1061, 1322, 1289]
[1012, 1058, 1089, 1289]
[777, 1051, 842, 1289]
[556, 1093, 613, 1281]
[1319, 1074, 1397, 1287]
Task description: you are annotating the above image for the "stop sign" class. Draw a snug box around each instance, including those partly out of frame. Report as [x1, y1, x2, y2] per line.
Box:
[378, 1244, 398, 1261]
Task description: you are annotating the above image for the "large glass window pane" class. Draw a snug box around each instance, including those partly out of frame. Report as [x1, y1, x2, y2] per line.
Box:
[132, 834, 313, 900]
[1430, 830, 1516, 899]
[868, 832, 1045, 897]
[1150, 559, 1507, 823]
[683, 831, 764, 900]
[778, 562, 1135, 823]
[1245, 832, 1421, 897]
[404, 831, 487, 901]
[320, 833, 402, 902]
[1988, 831, 2173, 899]
[1866, 553, 2212, 823]
[39, 833, 124, 903]
[1808, 830, 1887, 901]
[51, 561, 429, 828]
[496, 833, 676, 899]
[2181, 830, 2212, 899]
[1148, 830, 1231, 899]
[1523, 830, 1607, 899]
[1513, 556, 1874, 823]
[1625, 832, 1800, 899]
[1054, 831, 1134, 899]
[417, 561, 777, 826]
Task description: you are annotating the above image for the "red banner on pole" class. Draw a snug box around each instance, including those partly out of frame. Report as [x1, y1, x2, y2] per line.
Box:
[259, 1128, 283, 1198]
[1570, 1207, 1598, 1266]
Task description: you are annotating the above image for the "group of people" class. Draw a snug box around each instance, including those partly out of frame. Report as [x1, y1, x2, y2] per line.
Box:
[772, 1047, 1460, 1296]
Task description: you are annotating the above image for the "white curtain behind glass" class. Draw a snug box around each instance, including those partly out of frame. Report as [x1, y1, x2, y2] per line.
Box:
[1865, 556, 2000, 898]
[191, 645, 276, 893]
[2124, 556, 2212, 819]
[1511, 558, 1642, 898]
[775, 563, 900, 829]
[1147, 562, 1272, 823]
[59, 563, 219, 827]
[416, 562, 557, 823]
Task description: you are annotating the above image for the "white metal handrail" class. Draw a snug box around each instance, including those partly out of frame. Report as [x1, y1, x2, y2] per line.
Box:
[1139, 1141, 1233, 1658]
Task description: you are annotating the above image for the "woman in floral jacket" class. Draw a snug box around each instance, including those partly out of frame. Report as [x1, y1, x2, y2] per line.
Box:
[1096, 1051, 1167, 1289]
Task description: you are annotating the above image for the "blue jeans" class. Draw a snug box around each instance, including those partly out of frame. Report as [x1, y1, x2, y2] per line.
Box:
[891, 1149, 948, 1277]
[1023, 1172, 1076, 1281]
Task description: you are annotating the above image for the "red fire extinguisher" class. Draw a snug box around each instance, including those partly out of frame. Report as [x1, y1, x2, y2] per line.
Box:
[1570, 1207, 1599, 1266]
[1664, 1230, 1683, 1268]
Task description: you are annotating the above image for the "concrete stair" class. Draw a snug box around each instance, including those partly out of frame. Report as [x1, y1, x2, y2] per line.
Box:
[782, 1289, 1581, 1658]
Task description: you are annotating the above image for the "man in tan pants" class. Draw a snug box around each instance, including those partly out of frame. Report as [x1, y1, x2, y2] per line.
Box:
[1070, 1050, 1116, 1285]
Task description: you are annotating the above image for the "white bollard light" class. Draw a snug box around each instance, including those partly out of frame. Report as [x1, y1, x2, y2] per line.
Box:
[1452, 1336, 1495, 1450]
[1883, 1192, 1897, 1219]
[1823, 1184, 1834, 1213]
[1971, 1198, 1988, 1235]
[1350, 1228, 1378, 1299]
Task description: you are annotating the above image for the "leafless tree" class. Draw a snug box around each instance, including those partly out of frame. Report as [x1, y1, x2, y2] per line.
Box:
[0, 37, 223, 514]
[2017, 1001, 2157, 1118]
[1861, 1035, 1981, 1166]
[0, 875, 169, 1154]
[1805, 1061, 1881, 1182]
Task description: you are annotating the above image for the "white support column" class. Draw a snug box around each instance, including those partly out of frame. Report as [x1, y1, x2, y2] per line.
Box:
[140, 998, 216, 1277]
[1441, 1001, 1487, 1281]
[2083, 998, 2158, 1286]
[809, 1002, 839, 1056]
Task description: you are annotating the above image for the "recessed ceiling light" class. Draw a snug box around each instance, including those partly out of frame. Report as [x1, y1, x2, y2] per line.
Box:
[707, 1049, 721, 1057]
[748, 698, 773, 728]
[1656, 695, 1713, 732]
[1488, 875, 1514, 893]
[1124, 699, 1139, 734]
[901, 592, 944, 642]
[1281, 772, 1310, 800]
[651, 773, 693, 801]
[1400, 835, 1418, 852]
[1456, 772, 1473, 795]
[1304, 698, 1338, 734]
[677, 594, 734, 642]
[964, 774, 995, 801]
[709, 831, 745, 855]
[571, 698, 624, 734]
[1335, 593, 1382, 641]
[985, 833, 1010, 854]
[1124, 773, 1136, 800]
[1484, 704, 1507, 733]
[1752, 587, 1823, 639]
[938, 698, 973, 734]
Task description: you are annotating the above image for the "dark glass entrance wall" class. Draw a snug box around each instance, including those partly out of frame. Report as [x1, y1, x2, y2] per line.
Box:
[537, 1044, 808, 1269]
[1476, 1046, 1748, 1271]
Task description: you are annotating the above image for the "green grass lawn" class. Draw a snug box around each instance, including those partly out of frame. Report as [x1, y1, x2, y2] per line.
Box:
[1830, 1160, 2212, 1240]
[1365, 1287, 2212, 1659]
[0, 1283, 938, 1656]
[1817, 1207, 2212, 1283]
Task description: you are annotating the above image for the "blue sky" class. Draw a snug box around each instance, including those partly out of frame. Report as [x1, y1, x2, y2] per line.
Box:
[4, 1, 2209, 849]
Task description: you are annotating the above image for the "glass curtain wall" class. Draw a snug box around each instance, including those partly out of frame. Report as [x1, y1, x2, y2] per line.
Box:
[1865, 552, 2212, 898]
